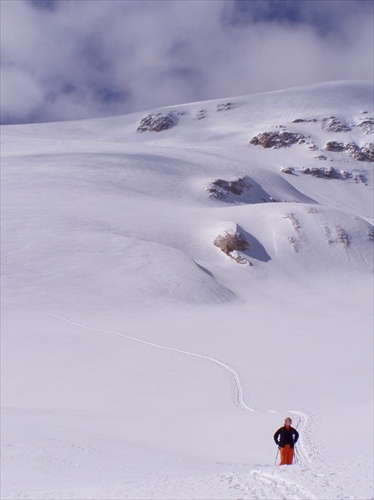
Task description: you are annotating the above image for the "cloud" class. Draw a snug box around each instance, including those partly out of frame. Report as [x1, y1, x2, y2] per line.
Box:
[1, 0, 373, 124]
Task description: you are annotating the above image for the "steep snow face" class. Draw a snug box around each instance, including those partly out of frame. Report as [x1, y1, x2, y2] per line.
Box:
[1, 81, 373, 499]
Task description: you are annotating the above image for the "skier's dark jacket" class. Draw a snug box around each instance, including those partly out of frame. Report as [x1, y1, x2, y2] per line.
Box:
[274, 426, 299, 449]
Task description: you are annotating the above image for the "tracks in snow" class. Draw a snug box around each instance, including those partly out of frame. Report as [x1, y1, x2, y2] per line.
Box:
[50, 314, 254, 412]
[50, 314, 317, 498]
[290, 410, 311, 466]
[50, 316, 314, 451]
[223, 469, 318, 500]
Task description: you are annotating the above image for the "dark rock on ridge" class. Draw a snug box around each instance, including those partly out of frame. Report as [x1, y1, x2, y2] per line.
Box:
[214, 229, 252, 265]
[300, 166, 347, 179]
[217, 103, 233, 112]
[137, 113, 177, 133]
[357, 117, 373, 135]
[325, 141, 374, 161]
[206, 176, 276, 204]
[292, 116, 350, 132]
[344, 143, 365, 161]
[325, 141, 345, 152]
[249, 131, 306, 149]
[214, 231, 248, 254]
[292, 118, 317, 123]
[321, 116, 351, 132]
[281, 166, 366, 183]
[280, 166, 295, 175]
[195, 110, 206, 120]
[207, 178, 251, 200]
[360, 143, 374, 162]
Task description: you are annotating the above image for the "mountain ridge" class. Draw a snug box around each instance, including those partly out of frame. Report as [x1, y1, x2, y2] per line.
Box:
[2, 80, 372, 308]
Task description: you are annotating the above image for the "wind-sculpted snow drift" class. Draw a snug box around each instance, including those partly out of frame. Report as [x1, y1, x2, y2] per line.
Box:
[1, 81, 373, 500]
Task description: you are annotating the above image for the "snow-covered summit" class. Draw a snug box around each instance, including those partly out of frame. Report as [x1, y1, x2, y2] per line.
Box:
[2, 80, 373, 308]
[1, 81, 373, 499]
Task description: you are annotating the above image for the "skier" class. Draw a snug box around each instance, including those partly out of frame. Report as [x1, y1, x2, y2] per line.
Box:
[274, 417, 299, 465]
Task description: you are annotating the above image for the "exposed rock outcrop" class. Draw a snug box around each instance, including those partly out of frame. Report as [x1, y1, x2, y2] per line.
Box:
[344, 143, 365, 161]
[207, 177, 252, 200]
[292, 118, 317, 123]
[206, 176, 276, 204]
[324, 141, 373, 161]
[214, 227, 252, 265]
[284, 213, 305, 252]
[249, 131, 306, 149]
[321, 116, 351, 132]
[281, 165, 366, 183]
[217, 103, 233, 112]
[291, 114, 374, 139]
[280, 166, 295, 175]
[137, 113, 177, 133]
[292, 116, 351, 132]
[300, 166, 347, 179]
[195, 110, 206, 120]
[324, 225, 350, 248]
[325, 141, 345, 152]
[357, 117, 374, 135]
[214, 230, 248, 254]
[356, 143, 374, 162]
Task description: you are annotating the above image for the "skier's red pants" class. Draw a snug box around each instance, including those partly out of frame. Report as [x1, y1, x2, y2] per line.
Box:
[279, 445, 294, 465]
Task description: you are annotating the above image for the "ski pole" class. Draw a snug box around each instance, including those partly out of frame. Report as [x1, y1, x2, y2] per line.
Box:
[274, 447, 279, 466]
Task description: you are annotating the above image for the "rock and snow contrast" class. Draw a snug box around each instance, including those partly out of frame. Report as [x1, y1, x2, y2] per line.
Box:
[1, 81, 373, 499]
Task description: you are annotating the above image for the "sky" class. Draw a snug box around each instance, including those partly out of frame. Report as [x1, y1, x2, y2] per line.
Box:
[1, 0, 373, 124]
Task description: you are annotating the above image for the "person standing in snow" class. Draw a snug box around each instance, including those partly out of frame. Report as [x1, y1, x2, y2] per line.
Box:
[274, 417, 299, 465]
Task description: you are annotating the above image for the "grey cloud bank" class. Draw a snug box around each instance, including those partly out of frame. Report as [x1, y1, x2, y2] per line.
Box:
[1, 0, 373, 124]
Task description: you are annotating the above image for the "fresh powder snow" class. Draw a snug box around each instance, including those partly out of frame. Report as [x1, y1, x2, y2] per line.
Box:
[1, 81, 373, 499]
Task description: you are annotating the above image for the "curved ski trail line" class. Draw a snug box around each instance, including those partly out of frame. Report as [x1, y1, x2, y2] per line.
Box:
[249, 470, 317, 500]
[289, 410, 310, 466]
[50, 314, 254, 412]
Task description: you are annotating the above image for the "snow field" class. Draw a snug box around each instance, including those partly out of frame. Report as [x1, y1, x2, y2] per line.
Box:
[1, 81, 373, 499]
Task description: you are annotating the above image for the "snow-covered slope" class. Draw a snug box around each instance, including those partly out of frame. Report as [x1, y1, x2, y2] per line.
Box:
[1, 81, 373, 499]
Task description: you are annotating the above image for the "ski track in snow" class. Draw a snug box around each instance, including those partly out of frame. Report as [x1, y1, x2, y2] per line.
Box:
[236, 469, 317, 500]
[48, 315, 322, 499]
[290, 410, 311, 466]
[50, 314, 255, 413]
